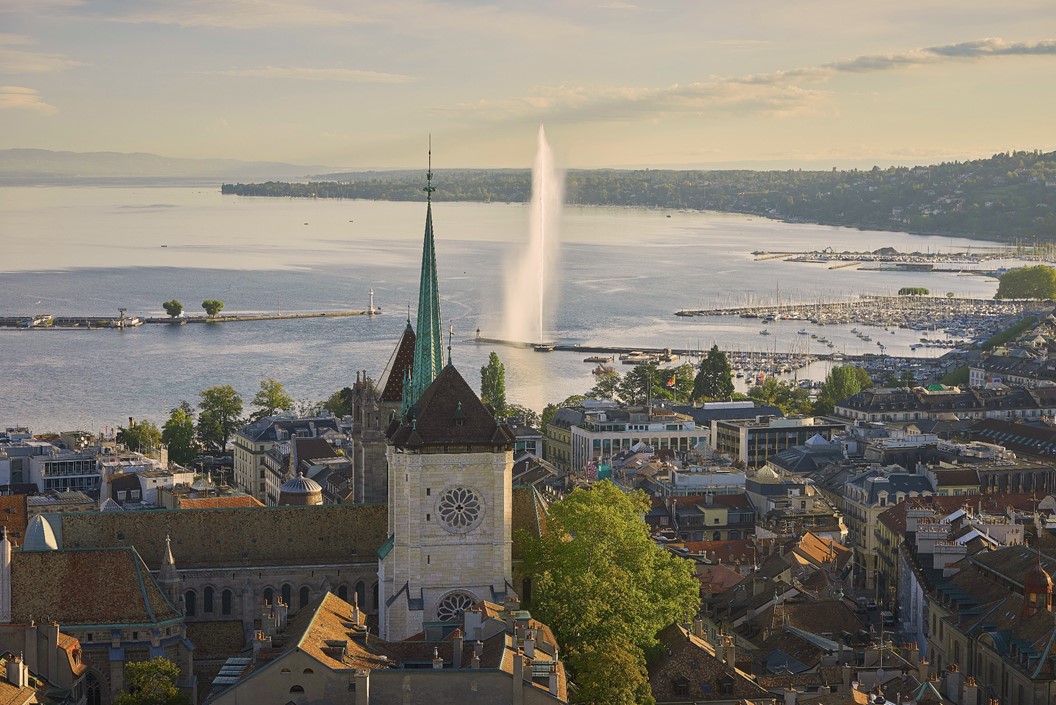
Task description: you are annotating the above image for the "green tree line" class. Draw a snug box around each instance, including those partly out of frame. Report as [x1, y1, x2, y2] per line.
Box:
[222, 149, 1056, 242]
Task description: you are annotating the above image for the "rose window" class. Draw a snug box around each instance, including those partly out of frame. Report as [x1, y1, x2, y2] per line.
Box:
[437, 486, 484, 533]
[436, 591, 476, 621]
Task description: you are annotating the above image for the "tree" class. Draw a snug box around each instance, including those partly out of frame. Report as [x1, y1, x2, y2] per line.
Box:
[162, 402, 197, 465]
[197, 385, 243, 452]
[250, 377, 295, 421]
[569, 637, 654, 705]
[897, 287, 929, 296]
[480, 352, 507, 415]
[504, 404, 540, 428]
[114, 657, 189, 705]
[748, 377, 812, 416]
[322, 387, 356, 417]
[588, 370, 622, 400]
[541, 394, 586, 429]
[692, 345, 734, 401]
[814, 365, 873, 414]
[116, 420, 162, 454]
[519, 481, 698, 705]
[201, 299, 224, 317]
[162, 300, 183, 318]
[995, 265, 1056, 300]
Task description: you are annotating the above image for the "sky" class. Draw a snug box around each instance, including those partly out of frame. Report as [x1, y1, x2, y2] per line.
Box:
[2, 0, 1056, 170]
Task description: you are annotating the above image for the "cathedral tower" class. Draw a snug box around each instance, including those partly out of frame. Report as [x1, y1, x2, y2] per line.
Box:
[379, 364, 516, 641]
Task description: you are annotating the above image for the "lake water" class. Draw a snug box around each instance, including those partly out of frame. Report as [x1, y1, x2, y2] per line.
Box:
[0, 186, 1020, 432]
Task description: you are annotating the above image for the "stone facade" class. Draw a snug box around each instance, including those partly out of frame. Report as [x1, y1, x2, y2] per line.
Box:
[380, 450, 513, 641]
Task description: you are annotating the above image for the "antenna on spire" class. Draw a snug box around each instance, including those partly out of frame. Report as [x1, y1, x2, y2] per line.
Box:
[424, 134, 435, 202]
[447, 324, 454, 365]
[407, 303, 411, 325]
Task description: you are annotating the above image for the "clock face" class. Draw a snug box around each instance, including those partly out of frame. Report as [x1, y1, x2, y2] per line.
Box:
[436, 486, 485, 534]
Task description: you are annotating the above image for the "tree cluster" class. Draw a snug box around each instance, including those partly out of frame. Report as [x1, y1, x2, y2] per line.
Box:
[519, 482, 699, 705]
[223, 149, 1056, 243]
[897, 287, 929, 296]
[995, 265, 1056, 300]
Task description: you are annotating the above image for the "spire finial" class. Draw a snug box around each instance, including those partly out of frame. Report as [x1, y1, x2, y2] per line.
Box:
[447, 324, 454, 366]
[424, 135, 435, 202]
[407, 302, 411, 325]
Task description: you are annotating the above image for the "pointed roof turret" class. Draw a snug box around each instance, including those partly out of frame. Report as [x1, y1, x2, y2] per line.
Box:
[377, 320, 416, 403]
[403, 142, 444, 415]
[159, 534, 179, 587]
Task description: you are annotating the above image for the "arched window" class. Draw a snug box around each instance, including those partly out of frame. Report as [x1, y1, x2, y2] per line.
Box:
[299, 586, 310, 608]
[372, 583, 379, 611]
[204, 586, 214, 613]
[521, 577, 533, 607]
[184, 590, 197, 617]
[337, 585, 348, 601]
[221, 589, 233, 616]
[264, 587, 274, 605]
[302, 668, 314, 674]
[355, 581, 366, 607]
[290, 686, 304, 693]
[85, 672, 102, 705]
[281, 584, 292, 607]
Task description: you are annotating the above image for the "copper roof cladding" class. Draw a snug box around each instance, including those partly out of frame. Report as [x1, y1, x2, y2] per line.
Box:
[388, 364, 515, 450]
[377, 322, 417, 403]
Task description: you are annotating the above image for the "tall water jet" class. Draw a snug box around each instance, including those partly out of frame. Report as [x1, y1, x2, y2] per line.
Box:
[502, 126, 563, 343]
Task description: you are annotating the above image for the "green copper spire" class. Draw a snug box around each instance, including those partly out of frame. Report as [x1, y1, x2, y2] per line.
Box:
[403, 142, 444, 415]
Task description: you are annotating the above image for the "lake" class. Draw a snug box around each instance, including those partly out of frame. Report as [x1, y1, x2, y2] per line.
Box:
[0, 185, 1019, 432]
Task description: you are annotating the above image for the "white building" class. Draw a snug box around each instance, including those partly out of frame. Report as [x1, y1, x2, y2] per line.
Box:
[569, 406, 705, 474]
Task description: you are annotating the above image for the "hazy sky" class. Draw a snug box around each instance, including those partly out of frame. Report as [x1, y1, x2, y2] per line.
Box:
[2, 0, 1055, 169]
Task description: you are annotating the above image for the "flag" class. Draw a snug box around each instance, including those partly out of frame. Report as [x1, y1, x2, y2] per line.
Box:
[666, 374, 676, 387]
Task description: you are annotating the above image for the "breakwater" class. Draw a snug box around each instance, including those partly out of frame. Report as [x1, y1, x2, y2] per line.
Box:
[0, 310, 377, 329]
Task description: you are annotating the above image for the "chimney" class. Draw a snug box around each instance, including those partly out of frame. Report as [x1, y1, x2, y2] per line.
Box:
[548, 662, 559, 696]
[784, 687, 798, 705]
[5, 656, 28, 689]
[962, 676, 980, 705]
[471, 652, 481, 669]
[524, 629, 536, 659]
[253, 630, 272, 655]
[275, 599, 288, 630]
[432, 647, 443, 670]
[842, 663, 853, 688]
[513, 651, 525, 705]
[452, 629, 463, 669]
[353, 669, 370, 705]
[943, 663, 963, 702]
[692, 619, 704, 638]
[47, 621, 59, 678]
[818, 685, 831, 695]
[722, 633, 736, 667]
[464, 607, 483, 640]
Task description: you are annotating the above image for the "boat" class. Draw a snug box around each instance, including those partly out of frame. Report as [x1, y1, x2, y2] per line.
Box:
[583, 355, 614, 363]
[532, 343, 555, 352]
[759, 329, 770, 336]
[675, 310, 694, 317]
[593, 364, 615, 376]
[798, 329, 809, 335]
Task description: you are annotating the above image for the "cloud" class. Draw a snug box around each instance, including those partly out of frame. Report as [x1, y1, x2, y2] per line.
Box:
[211, 66, 415, 84]
[98, 0, 372, 29]
[0, 85, 57, 113]
[738, 38, 1056, 85]
[0, 34, 82, 74]
[452, 36, 1056, 126]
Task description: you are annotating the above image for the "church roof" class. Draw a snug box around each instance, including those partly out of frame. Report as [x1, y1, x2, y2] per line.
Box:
[12, 547, 180, 627]
[60, 504, 388, 569]
[377, 322, 417, 403]
[389, 364, 515, 449]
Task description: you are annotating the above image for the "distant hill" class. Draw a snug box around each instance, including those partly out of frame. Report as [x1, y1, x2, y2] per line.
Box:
[0, 149, 336, 182]
[224, 150, 1056, 243]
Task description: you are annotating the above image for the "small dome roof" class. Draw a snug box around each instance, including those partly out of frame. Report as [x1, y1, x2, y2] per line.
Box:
[1025, 554, 1053, 594]
[280, 472, 322, 494]
[23, 515, 59, 552]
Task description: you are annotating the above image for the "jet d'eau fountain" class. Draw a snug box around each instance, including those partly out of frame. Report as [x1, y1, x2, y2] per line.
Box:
[501, 126, 564, 344]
